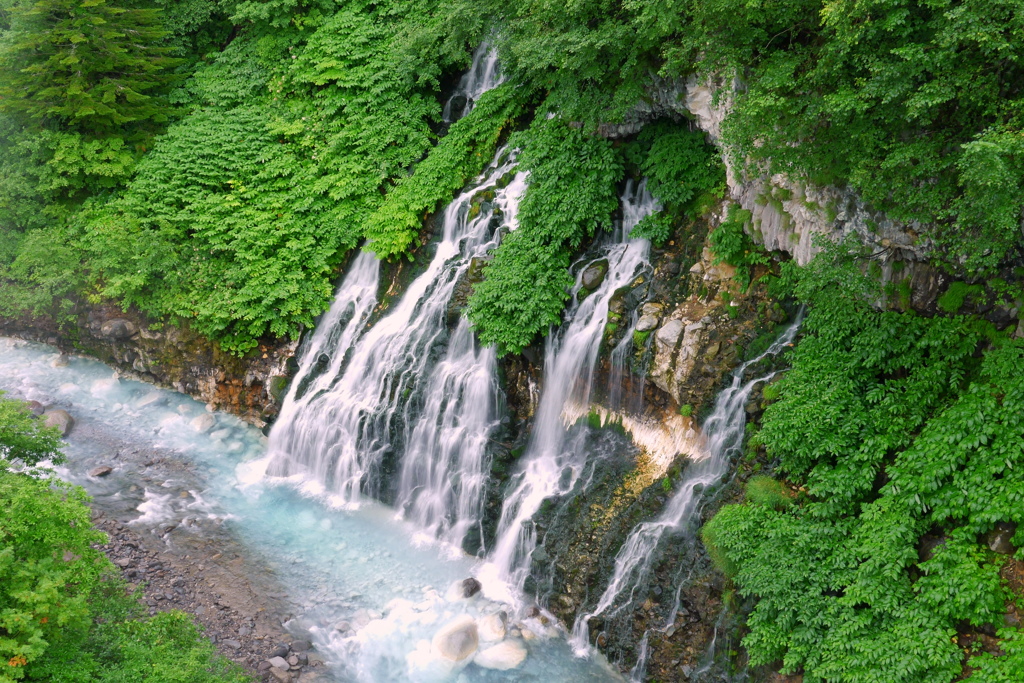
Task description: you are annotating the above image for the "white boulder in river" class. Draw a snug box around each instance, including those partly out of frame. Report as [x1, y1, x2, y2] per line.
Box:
[190, 413, 216, 433]
[431, 615, 478, 661]
[478, 611, 507, 642]
[474, 640, 527, 671]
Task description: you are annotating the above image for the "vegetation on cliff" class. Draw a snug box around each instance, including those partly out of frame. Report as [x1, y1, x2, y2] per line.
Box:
[703, 251, 1024, 681]
[3, 0, 1017, 354]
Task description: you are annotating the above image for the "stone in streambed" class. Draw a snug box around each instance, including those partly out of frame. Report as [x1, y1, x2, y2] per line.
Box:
[267, 656, 289, 670]
[269, 667, 292, 683]
[478, 611, 507, 642]
[25, 400, 45, 416]
[190, 413, 216, 433]
[656, 319, 684, 348]
[448, 577, 482, 600]
[43, 409, 74, 436]
[581, 259, 609, 290]
[89, 466, 113, 477]
[474, 640, 527, 671]
[431, 615, 478, 661]
[136, 392, 165, 409]
[461, 577, 482, 598]
[100, 318, 137, 340]
[986, 522, 1017, 555]
[636, 314, 659, 332]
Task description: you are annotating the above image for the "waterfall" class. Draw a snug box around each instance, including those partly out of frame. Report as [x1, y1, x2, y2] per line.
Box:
[442, 43, 502, 122]
[395, 316, 501, 552]
[274, 251, 381, 426]
[268, 152, 528, 554]
[489, 180, 660, 597]
[571, 310, 804, 655]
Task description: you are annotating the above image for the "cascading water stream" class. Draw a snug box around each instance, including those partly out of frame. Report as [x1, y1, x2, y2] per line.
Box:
[488, 180, 660, 598]
[268, 152, 527, 553]
[570, 310, 805, 656]
[442, 43, 502, 122]
[274, 251, 381, 429]
[396, 317, 502, 552]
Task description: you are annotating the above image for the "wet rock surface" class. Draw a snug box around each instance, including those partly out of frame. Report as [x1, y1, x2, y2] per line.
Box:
[0, 304, 297, 427]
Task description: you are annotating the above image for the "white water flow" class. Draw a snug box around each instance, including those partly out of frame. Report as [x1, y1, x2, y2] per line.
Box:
[396, 316, 501, 551]
[571, 310, 805, 654]
[488, 180, 659, 598]
[442, 43, 502, 122]
[268, 152, 527, 552]
[275, 251, 380, 427]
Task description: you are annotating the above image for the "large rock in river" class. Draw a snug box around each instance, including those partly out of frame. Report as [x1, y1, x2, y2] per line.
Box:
[43, 409, 74, 436]
[474, 640, 527, 671]
[99, 318, 137, 340]
[581, 259, 609, 290]
[431, 615, 479, 662]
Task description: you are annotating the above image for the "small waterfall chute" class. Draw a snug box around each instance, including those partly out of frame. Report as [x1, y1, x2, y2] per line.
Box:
[488, 180, 660, 598]
[443, 43, 503, 123]
[570, 309, 805, 656]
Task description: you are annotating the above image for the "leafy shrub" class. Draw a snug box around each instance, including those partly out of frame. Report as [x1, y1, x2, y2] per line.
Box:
[678, 403, 693, 417]
[365, 85, 526, 258]
[744, 475, 792, 509]
[0, 394, 250, 683]
[937, 281, 984, 314]
[468, 116, 624, 353]
[708, 205, 770, 290]
[0, 393, 63, 467]
[639, 125, 724, 211]
[760, 384, 780, 402]
[703, 251, 1024, 681]
[629, 213, 674, 245]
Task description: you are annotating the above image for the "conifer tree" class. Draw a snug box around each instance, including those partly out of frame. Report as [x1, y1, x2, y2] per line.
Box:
[0, 0, 177, 135]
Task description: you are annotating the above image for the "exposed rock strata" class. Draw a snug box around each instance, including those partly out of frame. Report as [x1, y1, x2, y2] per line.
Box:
[0, 305, 297, 427]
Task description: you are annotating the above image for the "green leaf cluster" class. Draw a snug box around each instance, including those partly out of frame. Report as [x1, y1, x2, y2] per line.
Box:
[467, 116, 624, 353]
[683, 0, 1024, 272]
[708, 204, 770, 289]
[704, 258, 1024, 681]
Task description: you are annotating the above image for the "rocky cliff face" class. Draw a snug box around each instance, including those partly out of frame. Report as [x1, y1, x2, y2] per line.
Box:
[0, 305, 296, 427]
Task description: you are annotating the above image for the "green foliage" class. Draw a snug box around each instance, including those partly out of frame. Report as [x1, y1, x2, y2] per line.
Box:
[365, 84, 526, 258]
[632, 329, 651, 349]
[678, 403, 692, 417]
[81, 105, 360, 354]
[708, 205, 770, 289]
[468, 116, 624, 353]
[704, 250, 1024, 681]
[965, 628, 1024, 682]
[937, 281, 984, 314]
[638, 124, 723, 211]
[629, 213, 673, 245]
[471, 0, 682, 124]
[744, 475, 792, 509]
[625, 123, 724, 246]
[0, 0, 178, 134]
[685, 0, 1024, 273]
[0, 469, 105, 680]
[0, 393, 63, 468]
